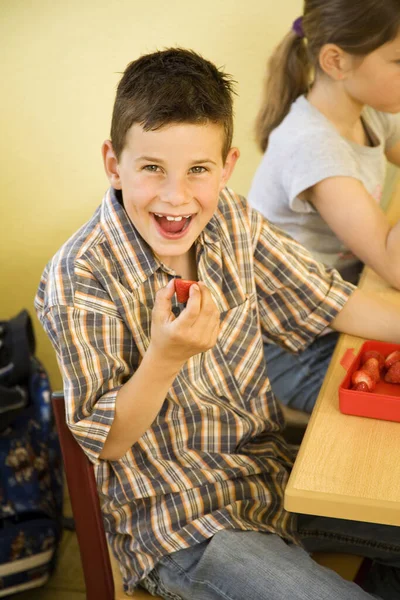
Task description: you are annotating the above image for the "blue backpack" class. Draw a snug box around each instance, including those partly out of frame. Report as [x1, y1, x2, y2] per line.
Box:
[0, 310, 63, 596]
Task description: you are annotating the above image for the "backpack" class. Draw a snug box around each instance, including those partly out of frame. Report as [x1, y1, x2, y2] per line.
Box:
[0, 310, 63, 597]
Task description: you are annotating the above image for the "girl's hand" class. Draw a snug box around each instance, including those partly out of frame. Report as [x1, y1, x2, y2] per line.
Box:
[149, 278, 220, 368]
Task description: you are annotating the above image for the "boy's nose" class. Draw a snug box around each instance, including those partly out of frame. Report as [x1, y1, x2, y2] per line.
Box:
[161, 176, 190, 206]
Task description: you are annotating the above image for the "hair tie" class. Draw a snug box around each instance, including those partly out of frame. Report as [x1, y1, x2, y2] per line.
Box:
[292, 16, 304, 38]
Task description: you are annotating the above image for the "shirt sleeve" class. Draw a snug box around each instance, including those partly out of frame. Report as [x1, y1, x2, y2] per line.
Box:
[380, 111, 400, 151]
[250, 207, 356, 353]
[280, 130, 360, 214]
[39, 303, 138, 463]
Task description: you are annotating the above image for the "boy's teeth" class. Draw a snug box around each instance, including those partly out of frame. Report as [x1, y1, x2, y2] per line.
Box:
[154, 213, 191, 221]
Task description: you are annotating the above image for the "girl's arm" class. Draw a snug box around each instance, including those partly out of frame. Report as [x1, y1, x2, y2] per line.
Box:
[331, 288, 400, 343]
[306, 176, 400, 289]
[386, 140, 400, 167]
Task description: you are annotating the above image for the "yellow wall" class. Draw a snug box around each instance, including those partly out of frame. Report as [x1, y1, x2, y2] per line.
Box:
[0, 0, 302, 388]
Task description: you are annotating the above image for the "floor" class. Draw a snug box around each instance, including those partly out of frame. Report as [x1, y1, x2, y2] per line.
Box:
[12, 480, 86, 600]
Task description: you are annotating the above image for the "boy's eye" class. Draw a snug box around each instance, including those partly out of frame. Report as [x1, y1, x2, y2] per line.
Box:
[143, 165, 161, 172]
[190, 166, 207, 174]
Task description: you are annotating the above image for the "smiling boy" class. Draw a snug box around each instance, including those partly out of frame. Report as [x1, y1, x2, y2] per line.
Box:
[36, 49, 400, 599]
[102, 121, 238, 282]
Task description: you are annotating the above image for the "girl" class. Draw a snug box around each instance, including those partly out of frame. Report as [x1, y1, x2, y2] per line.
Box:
[249, 0, 400, 413]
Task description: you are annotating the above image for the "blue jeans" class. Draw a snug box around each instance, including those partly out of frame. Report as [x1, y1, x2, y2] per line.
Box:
[141, 515, 400, 599]
[264, 332, 339, 414]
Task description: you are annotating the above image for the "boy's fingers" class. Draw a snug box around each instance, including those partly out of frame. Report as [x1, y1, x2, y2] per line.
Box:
[181, 283, 201, 321]
[198, 282, 217, 309]
[196, 283, 219, 318]
[196, 289, 220, 333]
[182, 283, 218, 326]
[153, 279, 175, 318]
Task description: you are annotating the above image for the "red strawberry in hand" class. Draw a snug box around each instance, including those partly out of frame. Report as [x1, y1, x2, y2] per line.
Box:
[175, 279, 197, 304]
[351, 370, 376, 392]
[362, 358, 381, 384]
[361, 350, 385, 372]
[384, 351, 400, 370]
[385, 361, 400, 384]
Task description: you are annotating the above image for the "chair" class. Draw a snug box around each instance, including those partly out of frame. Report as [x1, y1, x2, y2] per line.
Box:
[52, 392, 365, 600]
[52, 392, 158, 599]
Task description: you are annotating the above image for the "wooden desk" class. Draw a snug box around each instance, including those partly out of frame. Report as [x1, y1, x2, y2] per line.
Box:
[284, 178, 400, 526]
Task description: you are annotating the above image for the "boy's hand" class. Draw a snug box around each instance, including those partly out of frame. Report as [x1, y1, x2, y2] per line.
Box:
[149, 278, 220, 368]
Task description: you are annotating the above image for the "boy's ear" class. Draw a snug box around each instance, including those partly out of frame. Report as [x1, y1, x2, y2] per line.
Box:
[102, 140, 122, 189]
[219, 147, 240, 190]
[318, 44, 350, 81]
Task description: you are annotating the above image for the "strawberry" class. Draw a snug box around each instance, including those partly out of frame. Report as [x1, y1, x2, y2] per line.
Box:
[361, 357, 381, 384]
[351, 369, 376, 392]
[352, 382, 370, 392]
[175, 279, 197, 304]
[385, 361, 400, 384]
[361, 350, 385, 372]
[384, 351, 400, 370]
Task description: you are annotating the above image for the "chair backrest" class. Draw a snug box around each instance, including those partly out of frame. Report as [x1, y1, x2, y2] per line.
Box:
[52, 391, 115, 600]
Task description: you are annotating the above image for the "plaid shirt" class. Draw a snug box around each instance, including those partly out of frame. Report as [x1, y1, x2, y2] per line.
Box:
[35, 187, 354, 591]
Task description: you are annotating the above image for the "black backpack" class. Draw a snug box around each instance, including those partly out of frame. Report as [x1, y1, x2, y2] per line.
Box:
[0, 310, 63, 596]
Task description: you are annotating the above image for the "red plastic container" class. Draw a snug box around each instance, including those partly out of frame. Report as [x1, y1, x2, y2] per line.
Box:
[339, 340, 400, 422]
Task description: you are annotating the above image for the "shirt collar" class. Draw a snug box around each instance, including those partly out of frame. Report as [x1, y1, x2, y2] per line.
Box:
[201, 210, 220, 247]
[100, 188, 159, 289]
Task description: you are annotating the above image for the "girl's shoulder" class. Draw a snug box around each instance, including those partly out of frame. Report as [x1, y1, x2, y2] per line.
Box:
[268, 96, 351, 165]
[269, 95, 347, 152]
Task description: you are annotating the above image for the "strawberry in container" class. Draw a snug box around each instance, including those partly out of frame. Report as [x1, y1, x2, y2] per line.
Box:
[339, 340, 400, 422]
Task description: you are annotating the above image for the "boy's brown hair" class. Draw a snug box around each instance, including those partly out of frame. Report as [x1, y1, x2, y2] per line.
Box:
[255, 0, 400, 152]
[111, 48, 236, 161]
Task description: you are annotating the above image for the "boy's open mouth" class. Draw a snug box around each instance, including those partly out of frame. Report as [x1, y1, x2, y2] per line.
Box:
[152, 213, 193, 236]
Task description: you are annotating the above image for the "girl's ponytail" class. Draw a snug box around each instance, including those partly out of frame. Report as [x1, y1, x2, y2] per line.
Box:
[255, 31, 310, 152]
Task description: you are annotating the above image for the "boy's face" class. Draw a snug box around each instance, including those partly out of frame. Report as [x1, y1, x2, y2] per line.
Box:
[103, 122, 239, 268]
